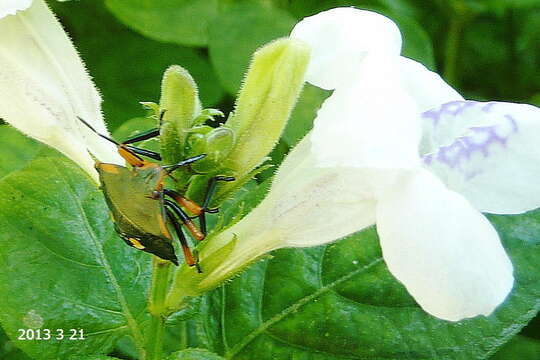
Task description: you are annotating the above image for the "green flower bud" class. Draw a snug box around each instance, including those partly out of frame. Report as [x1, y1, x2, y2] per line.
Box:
[204, 127, 235, 163]
[159, 65, 201, 164]
[213, 37, 310, 204]
[184, 126, 234, 173]
[185, 126, 211, 156]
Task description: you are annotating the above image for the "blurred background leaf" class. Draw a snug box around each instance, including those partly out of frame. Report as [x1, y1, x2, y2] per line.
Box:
[105, 0, 219, 47]
[208, 3, 296, 94]
[50, 1, 224, 130]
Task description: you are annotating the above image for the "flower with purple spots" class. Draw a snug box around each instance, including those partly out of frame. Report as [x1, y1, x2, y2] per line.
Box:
[210, 7, 540, 322]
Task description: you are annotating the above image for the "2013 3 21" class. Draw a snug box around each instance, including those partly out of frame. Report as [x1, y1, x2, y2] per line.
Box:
[17, 328, 85, 340]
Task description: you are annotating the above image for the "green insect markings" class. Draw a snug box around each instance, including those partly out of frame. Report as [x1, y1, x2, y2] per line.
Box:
[78, 117, 233, 271]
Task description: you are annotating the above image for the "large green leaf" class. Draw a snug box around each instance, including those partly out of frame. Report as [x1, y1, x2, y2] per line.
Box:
[69, 356, 123, 360]
[208, 3, 296, 95]
[0, 327, 30, 360]
[0, 156, 152, 359]
[0, 125, 51, 179]
[105, 0, 219, 47]
[50, 1, 224, 130]
[166, 348, 225, 360]
[491, 335, 540, 359]
[195, 210, 540, 359]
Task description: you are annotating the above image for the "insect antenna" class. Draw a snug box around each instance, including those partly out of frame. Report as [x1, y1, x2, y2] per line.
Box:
[77, 116, 120, 146]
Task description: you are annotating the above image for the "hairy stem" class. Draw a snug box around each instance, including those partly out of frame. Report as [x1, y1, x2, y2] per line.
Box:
[146, 257, 172, 360]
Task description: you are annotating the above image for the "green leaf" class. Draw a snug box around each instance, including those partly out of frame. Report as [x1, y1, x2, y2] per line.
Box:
[491, 335, 540, 359]
[105, 0, 219, 47]
[282, 84, 330, 147]
[391, 13, 436, 70]
[476, 0, 540, 14]
[112, 117, 158, 144]
[208, 3, 296, 94]
[50, 1, 224, 130]
[195, 209, 540, 359]
[166, 348, 225, 360]
[68, 356, 123, 360]
[0, 326, 30, 360]
[0, 157, 151, 359]
[0, 125, 52, 179]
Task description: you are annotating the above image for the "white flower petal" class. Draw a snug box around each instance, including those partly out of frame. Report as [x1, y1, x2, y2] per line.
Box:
[376, 169, 514, 321]
[422, 101, 540, 214]
[310, 55, 422, 169]
[197, 135, 378, 290]
[0, 0, 122, 180]
[206, 135, 377, 255]
[290, 7, 402, 90]
[270, 135, 377, 247]
[0, 0, 32, 18]
[399, 57, 463, 113]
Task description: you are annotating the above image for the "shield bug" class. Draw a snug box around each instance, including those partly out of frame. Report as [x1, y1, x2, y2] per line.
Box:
[78, 116, 233, 271]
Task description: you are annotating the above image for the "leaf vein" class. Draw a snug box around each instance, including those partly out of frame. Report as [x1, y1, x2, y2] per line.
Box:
[51, 163, 146, 357]
[224, 257, 384, 359]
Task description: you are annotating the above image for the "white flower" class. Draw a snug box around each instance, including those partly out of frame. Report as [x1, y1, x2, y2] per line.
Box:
[203, 7, 540, 321]
[0, 0, 122, 181]
[0, 0, 32, 17]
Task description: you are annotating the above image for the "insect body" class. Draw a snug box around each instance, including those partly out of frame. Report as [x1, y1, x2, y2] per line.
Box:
[78, 117, 233, 270]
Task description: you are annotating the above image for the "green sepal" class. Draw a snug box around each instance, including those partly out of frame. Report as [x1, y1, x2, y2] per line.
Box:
[139, 101, 160, 117]
[211, 162, 273, 207]
[165, 235, 238, 313]
[165, 297, 201, 325]
[192, 108, 225, 126]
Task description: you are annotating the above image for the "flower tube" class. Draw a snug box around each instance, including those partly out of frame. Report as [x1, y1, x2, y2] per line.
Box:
[0, 0, 122, 181]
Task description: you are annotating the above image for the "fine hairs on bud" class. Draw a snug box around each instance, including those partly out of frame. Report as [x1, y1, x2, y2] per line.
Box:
[214, 37, 311, 203]
[159, 65, 201, 164]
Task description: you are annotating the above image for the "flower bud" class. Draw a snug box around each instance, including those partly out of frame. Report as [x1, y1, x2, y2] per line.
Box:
[159, 65, 201, 164]
[213, 38, 310, 204]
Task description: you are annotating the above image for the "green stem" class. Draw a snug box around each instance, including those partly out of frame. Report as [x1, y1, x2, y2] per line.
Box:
[146, 257, 172, 360]
[179, 321, 188, 350]
[443, 14, 464, 87]
[146, 315, 165, 360]
[443, 0, 475, 88]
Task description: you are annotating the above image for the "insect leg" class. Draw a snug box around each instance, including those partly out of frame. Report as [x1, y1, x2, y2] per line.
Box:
[122, 128, 160, 144]
[162, 154, 206, 173]
[198, 176, 235, 235]
[122, 109, 165, 145]
[164, 189, 203, 216]
[165, 208, 202, 273]
[124, 145, 161, 161]
[165, 199, 205, 241]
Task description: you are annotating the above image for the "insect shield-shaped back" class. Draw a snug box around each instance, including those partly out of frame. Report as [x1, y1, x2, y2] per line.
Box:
[97, 163, 179, 265]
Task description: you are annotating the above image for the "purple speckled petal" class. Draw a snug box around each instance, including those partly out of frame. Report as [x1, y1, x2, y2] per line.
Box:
[422, 101, 540, 214]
